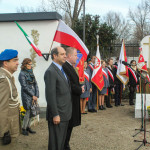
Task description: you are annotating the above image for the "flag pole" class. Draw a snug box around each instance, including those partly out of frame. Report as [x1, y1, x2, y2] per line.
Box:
[97, 89, 99, 111]
[140, 75, 142, 93]
[96, 35, 99, 112]
[42, 20, 60, 61]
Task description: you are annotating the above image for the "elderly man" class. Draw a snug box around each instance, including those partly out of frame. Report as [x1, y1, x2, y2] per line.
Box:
[63, 47, 84, 150]
[0, 49, 20, 145]
[44, 47, 72, 150]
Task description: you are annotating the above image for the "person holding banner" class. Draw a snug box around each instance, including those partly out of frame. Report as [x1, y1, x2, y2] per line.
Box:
[87, 56, 97, 112]
[128, 60, 138, 105]
[113, 57, 122, 106]
[106, 58, 114, 108]
[98, 60, 109, 110]
[80, 61, 91, 114]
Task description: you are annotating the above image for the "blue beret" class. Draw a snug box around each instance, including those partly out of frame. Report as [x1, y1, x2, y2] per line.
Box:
[0, 49, 18, 61]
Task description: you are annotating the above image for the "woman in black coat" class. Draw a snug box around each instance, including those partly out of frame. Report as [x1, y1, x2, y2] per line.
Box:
[18, 58, 39, 136]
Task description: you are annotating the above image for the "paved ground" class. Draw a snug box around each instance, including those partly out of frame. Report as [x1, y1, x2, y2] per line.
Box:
[1, 102, 150, 150]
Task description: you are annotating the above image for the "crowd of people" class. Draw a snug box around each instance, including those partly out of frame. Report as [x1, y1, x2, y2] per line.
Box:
[0, 47, 141, 150]
[81, 56, 139, 115]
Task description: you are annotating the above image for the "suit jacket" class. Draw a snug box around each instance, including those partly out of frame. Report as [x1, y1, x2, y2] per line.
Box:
[63, 61, 82, 127]
[44, 63, 72, 122]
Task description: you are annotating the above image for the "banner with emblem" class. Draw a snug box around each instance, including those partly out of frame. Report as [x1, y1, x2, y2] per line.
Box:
[91, 43, 104, 91]
[137, 47, 148, 72]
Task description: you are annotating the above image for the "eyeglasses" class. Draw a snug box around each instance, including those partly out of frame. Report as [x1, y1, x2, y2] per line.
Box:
[27, 64, 32, 66]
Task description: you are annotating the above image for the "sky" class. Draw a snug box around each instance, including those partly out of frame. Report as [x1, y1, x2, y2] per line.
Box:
[0, 0, 143, 17]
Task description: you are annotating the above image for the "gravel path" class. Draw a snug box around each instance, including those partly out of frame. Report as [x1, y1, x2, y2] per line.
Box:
[1, 102, 150, 150]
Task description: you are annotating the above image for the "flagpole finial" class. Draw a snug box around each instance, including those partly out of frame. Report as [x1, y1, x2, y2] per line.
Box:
[96, 35, 99, 46]
[42, 53, 51, 61]
[96, 35, 99, 40]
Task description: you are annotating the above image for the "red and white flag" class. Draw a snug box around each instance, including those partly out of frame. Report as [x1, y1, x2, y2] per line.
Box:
[137, 48, 150, 83]
[91, 46, 104, 91]
[53, 20, 89, 59]
[137, 48, 147, 72]
[116, 40, 129, 85]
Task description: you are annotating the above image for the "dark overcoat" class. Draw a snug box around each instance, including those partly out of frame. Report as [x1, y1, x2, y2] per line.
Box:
[63, 61, 82, 127]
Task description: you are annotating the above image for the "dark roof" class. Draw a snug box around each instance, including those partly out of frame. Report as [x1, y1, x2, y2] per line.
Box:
[0, 12, 62, 22]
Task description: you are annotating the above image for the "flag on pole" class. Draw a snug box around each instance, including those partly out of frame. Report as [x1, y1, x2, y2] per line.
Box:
[116, 40, 129, 85]
[137, 47, 147, 72]
[15, 21, 42, 56]
[137, 47, 150, 83]
[53, 20, 89, 59]
[91, 44, 104, 91]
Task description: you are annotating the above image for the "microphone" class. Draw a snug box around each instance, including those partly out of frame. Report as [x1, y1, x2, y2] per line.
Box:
[122, 61, 131, 66]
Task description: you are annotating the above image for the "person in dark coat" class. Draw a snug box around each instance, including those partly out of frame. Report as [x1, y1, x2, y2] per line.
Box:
[113, 57, 123, 106]
[98, 60, 109, 110]
[106, 58, 114, 108]
[128, 60, 138, 105]
[87, 56, 97, 112]
[18, 58, 39, 135]
[80, 61, 91, 114]
[44, 47, 72, 150]
[63, 47, 84, 150]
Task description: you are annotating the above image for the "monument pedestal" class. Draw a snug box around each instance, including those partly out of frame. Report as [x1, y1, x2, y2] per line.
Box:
[135, 93, 150, 118]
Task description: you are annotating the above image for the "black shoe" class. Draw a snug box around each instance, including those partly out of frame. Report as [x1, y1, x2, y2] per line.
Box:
[130, 103, 135, 105]
[88, 109, 93, 112]
[92, 109, 97, 112]
[22, 129, 28, 136]
[115, 104, 118, 107]
[26, 127, 36, 134]
[107, 105, 112, 108]
[102, 105, 106, 110]
[120, 104, 124, 106]
[107, 104, 113, 108]
[99, 105, 103, 110]
[64, 144, 71, 150]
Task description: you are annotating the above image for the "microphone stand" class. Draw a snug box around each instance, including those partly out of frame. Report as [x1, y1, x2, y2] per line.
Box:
[134, 79, 150, 150]
[124, 63, 150, 149]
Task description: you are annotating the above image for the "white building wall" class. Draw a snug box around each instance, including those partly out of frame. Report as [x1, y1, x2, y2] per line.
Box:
[0, 20, 60, 107]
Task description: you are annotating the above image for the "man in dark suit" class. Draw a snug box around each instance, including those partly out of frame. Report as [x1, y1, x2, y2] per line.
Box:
[63, 47, 84, 150]
[44, 47, 72, 150]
